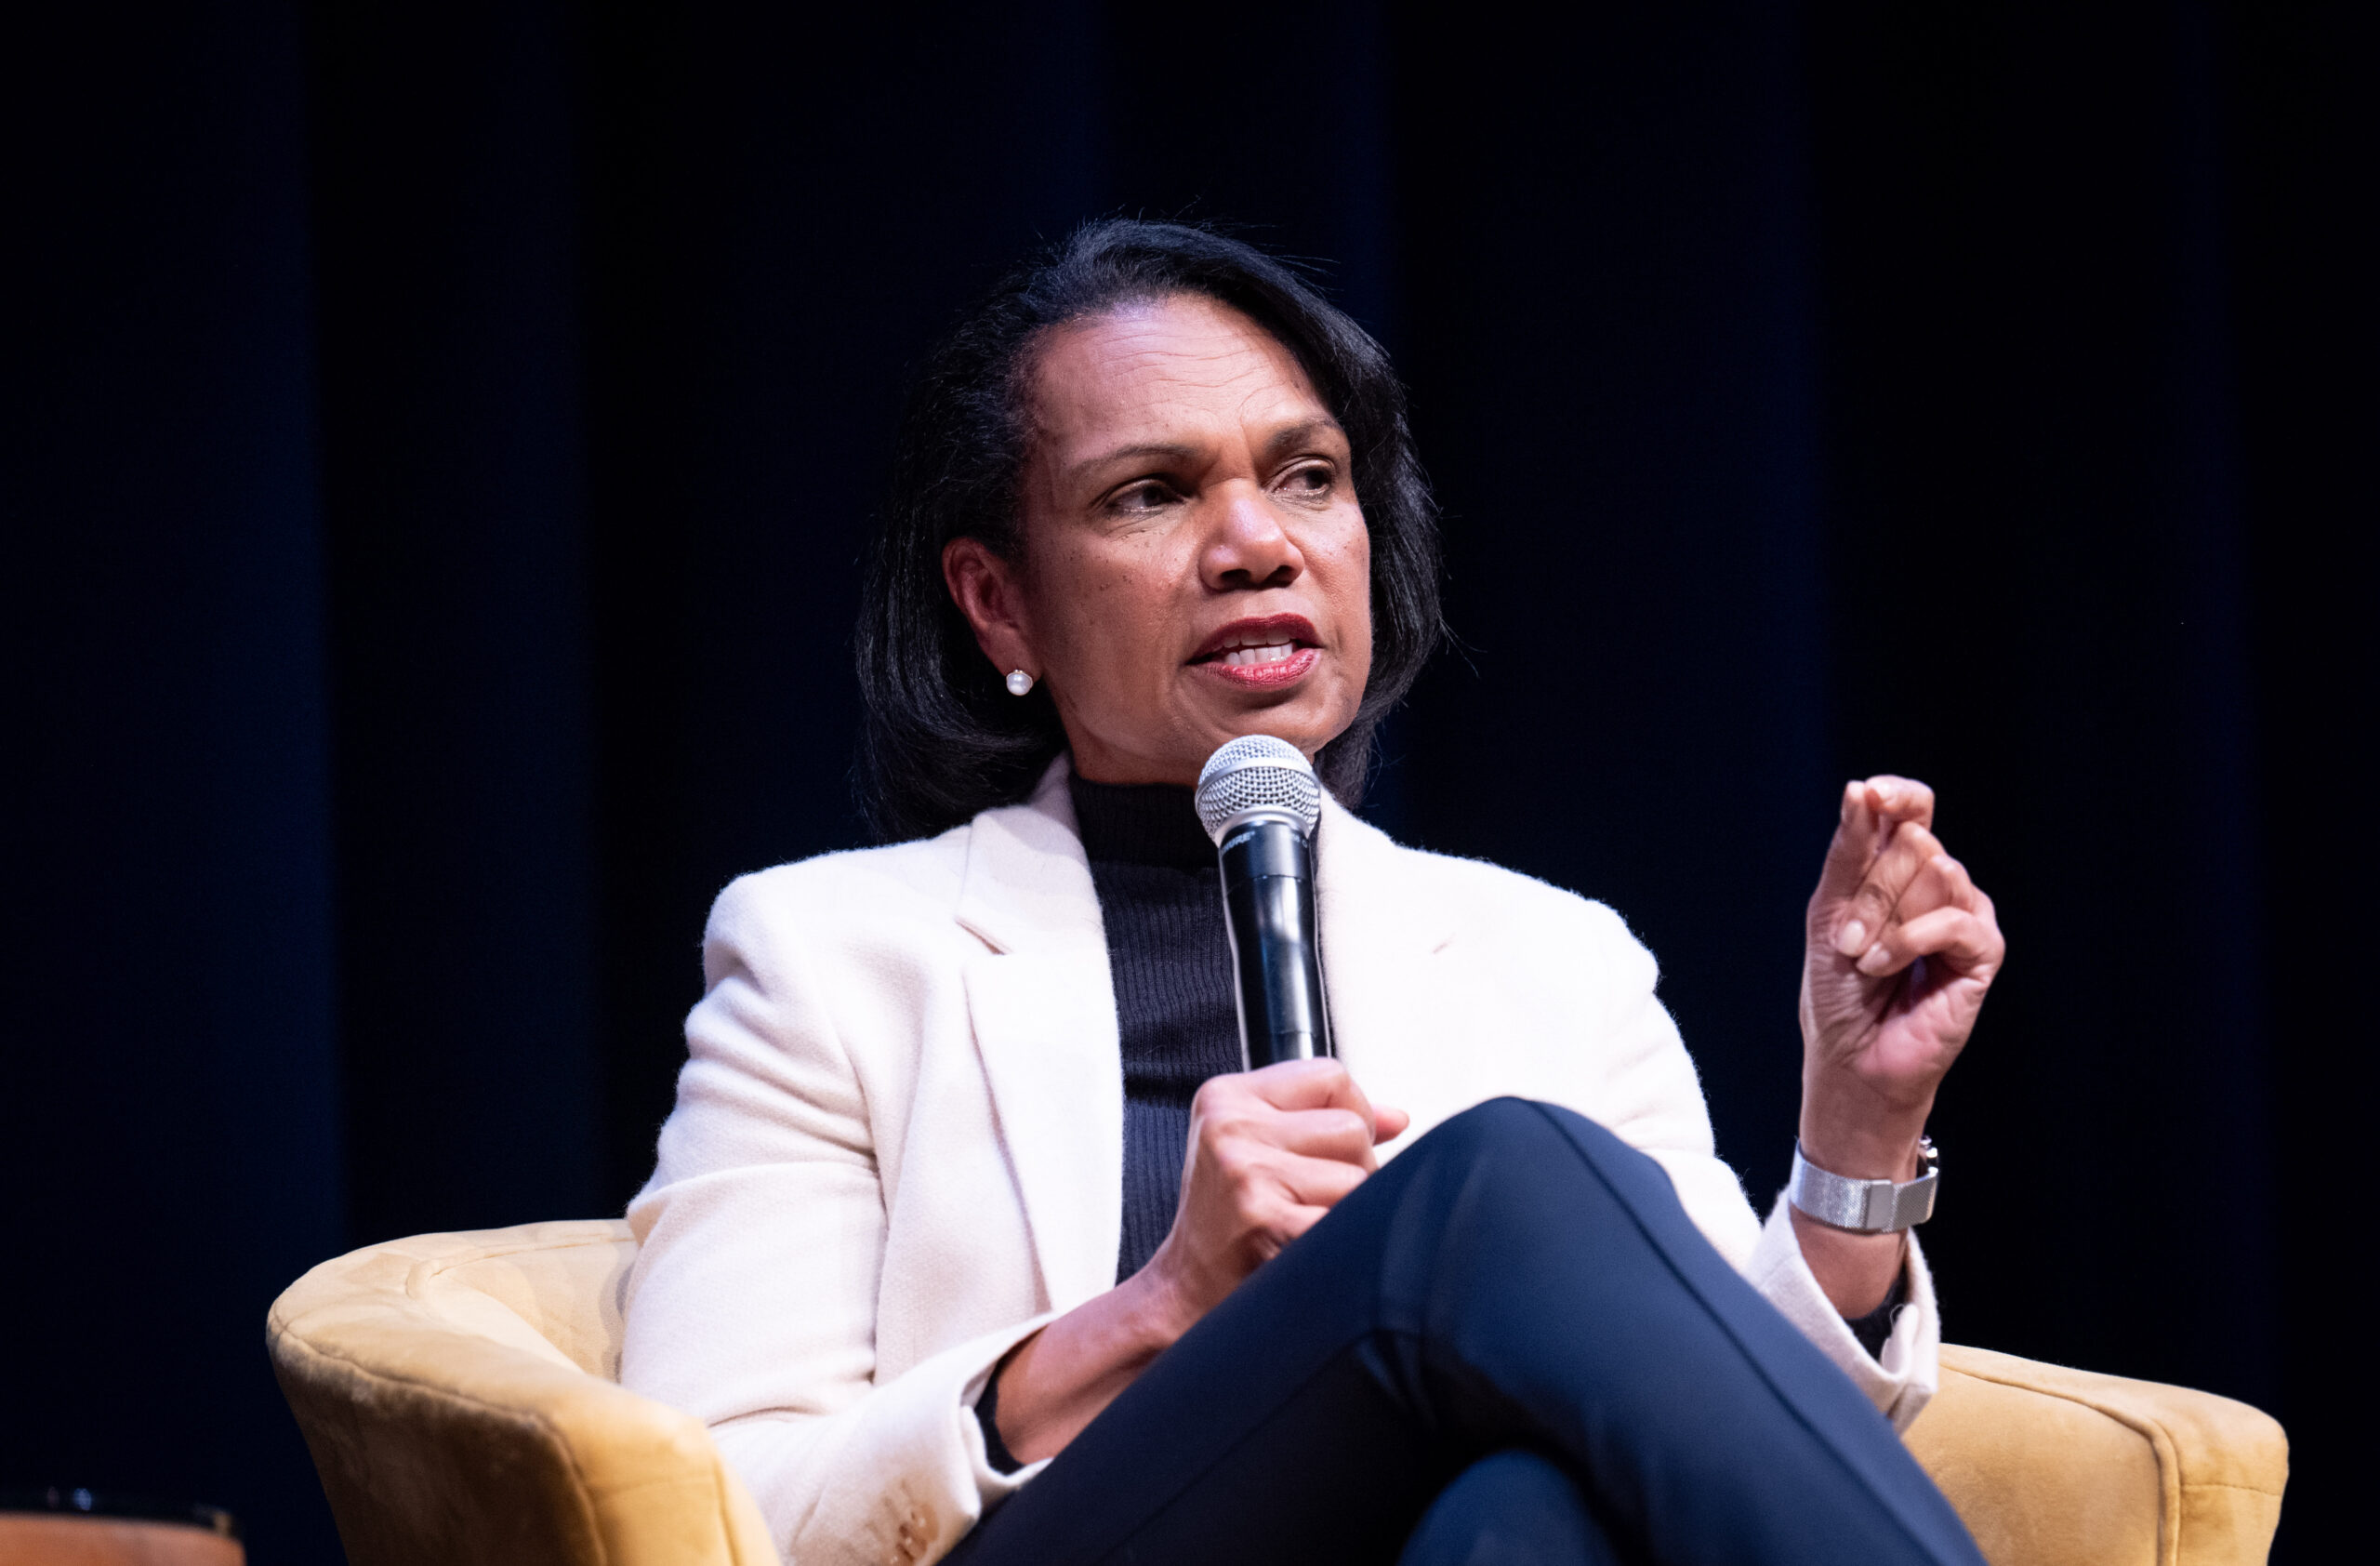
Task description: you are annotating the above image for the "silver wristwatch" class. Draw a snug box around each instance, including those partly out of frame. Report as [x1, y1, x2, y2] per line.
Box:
[1787, 1138, 1939, 1232]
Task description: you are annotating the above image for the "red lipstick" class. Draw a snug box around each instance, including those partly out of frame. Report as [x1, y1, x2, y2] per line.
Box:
[1191, 615, 1322, 692]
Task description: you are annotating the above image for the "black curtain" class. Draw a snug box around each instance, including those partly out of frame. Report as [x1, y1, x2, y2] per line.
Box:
[6, 3, 2368, 1560]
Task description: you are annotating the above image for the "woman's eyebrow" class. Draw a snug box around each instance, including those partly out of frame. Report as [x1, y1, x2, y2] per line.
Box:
[1067, 441, 1201, 484]
[1067, 418, 1345, 486]
[1258, 418, 1347, 459]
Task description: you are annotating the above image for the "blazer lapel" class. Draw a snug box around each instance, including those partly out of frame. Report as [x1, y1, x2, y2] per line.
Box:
[1315, 799, 1468, 1152]
[957, 763, 1124, 1312]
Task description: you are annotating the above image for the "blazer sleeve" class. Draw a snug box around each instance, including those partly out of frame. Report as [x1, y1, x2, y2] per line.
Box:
[619, 875, 1049, 1566]
[1562, 898, 1939, 1430]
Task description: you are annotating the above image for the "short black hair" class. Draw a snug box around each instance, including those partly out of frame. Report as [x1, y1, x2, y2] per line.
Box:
[853, 219, 1444, 843]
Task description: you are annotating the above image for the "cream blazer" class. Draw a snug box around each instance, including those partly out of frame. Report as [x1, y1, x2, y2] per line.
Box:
[621, 761, 1941, 1566]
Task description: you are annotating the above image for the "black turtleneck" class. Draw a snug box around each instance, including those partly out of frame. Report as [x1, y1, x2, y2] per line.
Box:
[1068, 774, 1244, 1283]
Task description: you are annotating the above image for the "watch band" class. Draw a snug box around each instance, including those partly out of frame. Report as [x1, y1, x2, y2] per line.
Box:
[1788, 1137, 1938, 1232]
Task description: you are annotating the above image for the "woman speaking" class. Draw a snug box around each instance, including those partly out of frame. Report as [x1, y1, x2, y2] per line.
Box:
[620, 220, 2005, 1565]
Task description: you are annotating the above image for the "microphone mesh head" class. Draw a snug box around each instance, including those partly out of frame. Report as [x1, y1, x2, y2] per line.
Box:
[1196, 736, 1323, 843]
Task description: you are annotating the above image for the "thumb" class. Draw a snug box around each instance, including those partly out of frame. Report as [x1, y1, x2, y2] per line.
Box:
[1373, 1105, 1411, 1143]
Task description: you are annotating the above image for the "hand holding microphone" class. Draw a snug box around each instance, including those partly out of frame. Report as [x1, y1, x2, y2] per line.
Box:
[1141, 1058, 1408, 1334]
[1138, 737, 1408, 1334]
[1001, 1053, 1407, 1464]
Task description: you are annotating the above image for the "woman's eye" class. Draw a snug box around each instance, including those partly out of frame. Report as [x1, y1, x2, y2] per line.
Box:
[1110, 482, 1175, 512]
[1281, 464, 1335, 495]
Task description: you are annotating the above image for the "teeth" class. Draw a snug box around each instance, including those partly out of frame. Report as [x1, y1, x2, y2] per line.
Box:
[1222, 644, 1297, 668]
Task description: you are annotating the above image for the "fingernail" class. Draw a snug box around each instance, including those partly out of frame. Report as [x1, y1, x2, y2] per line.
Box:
[1857, 944, 1895, 975]
[1834, 920, 1867, 957]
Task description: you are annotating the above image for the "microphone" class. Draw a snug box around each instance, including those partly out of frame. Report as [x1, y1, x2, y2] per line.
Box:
[1195, 736, 1332, 1069]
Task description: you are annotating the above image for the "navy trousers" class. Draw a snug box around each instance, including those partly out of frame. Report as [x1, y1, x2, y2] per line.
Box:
[944, 1099, 1983, 1566]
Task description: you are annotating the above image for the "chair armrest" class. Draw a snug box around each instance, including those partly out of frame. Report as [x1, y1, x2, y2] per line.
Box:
[1907, 1345, 2287, 1566]
[268, 1233, 777, 1566]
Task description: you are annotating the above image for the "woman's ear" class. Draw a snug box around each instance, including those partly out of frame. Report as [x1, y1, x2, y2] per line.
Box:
[942, 536, 1036, 679]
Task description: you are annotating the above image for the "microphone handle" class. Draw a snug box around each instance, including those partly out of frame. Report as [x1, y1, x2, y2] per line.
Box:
[1218, 818, 1332, 1069]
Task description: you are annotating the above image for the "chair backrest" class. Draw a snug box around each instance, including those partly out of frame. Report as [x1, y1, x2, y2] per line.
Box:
[270, 1221, 775, 1566]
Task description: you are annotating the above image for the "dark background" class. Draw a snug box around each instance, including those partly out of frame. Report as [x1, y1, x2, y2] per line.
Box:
[5, 2, 2370, 1560]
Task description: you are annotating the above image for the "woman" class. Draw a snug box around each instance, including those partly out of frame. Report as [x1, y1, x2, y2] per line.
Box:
[621, 221, 2005, 1566]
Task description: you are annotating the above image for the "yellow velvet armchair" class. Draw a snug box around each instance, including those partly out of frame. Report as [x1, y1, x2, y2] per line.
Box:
[268, 1220, 2287, 1566]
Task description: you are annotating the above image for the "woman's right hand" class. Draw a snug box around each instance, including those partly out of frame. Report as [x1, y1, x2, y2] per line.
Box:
[1141, 1058, 1409, 1336]
[989, 1059, 1404, 1464]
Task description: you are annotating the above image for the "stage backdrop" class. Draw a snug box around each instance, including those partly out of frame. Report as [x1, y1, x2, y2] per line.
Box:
[6, 2, 2370, 1560]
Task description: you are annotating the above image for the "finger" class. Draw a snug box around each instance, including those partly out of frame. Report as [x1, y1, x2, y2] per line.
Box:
[1885, 850, 1979, 928]
[1373, 1105, 1411, 1144]
[1854, 905, 2006, 979]
[1272, 1154, 1369, 1211]
[1835, 822, 1946, 958]
[1267, 1106, 1382, 1169]
[1862, 775, 1936, 830]
[1247, 1057, 1377, 1126]
[1266, 1203, 1333, 1254]
[1812, 776, 1941, 911]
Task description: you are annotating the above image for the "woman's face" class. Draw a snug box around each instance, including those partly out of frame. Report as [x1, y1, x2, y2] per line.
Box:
[944, 294, 1373, 787]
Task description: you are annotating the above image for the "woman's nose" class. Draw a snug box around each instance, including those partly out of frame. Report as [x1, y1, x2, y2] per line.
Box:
[1200, 485, 1305, 591]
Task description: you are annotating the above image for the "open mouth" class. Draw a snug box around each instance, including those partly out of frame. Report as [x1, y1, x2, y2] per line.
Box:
[1192, 615, 1320, 666]
[1192, 615, 1322, 688]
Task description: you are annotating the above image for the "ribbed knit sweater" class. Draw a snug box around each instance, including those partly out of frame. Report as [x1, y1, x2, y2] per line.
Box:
[1068, 775, 1244, 1283]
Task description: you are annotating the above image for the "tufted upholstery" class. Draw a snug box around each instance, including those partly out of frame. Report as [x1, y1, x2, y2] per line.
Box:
[269, 1220, 2286, 1566]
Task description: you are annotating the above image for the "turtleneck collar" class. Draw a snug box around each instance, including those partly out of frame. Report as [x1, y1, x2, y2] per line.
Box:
[1068, 772, 1215, 870]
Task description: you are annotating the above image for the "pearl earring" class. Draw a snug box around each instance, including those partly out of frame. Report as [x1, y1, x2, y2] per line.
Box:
[1005, 669, 1035, 697]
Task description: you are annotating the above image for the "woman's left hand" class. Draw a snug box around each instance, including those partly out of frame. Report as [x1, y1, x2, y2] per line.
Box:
[1793, 776, 2005, 1313]
[1800, 776, 2005, 1177]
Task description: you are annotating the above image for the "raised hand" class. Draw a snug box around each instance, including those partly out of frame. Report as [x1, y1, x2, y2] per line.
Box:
[1793, 776, 2005, 1313]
